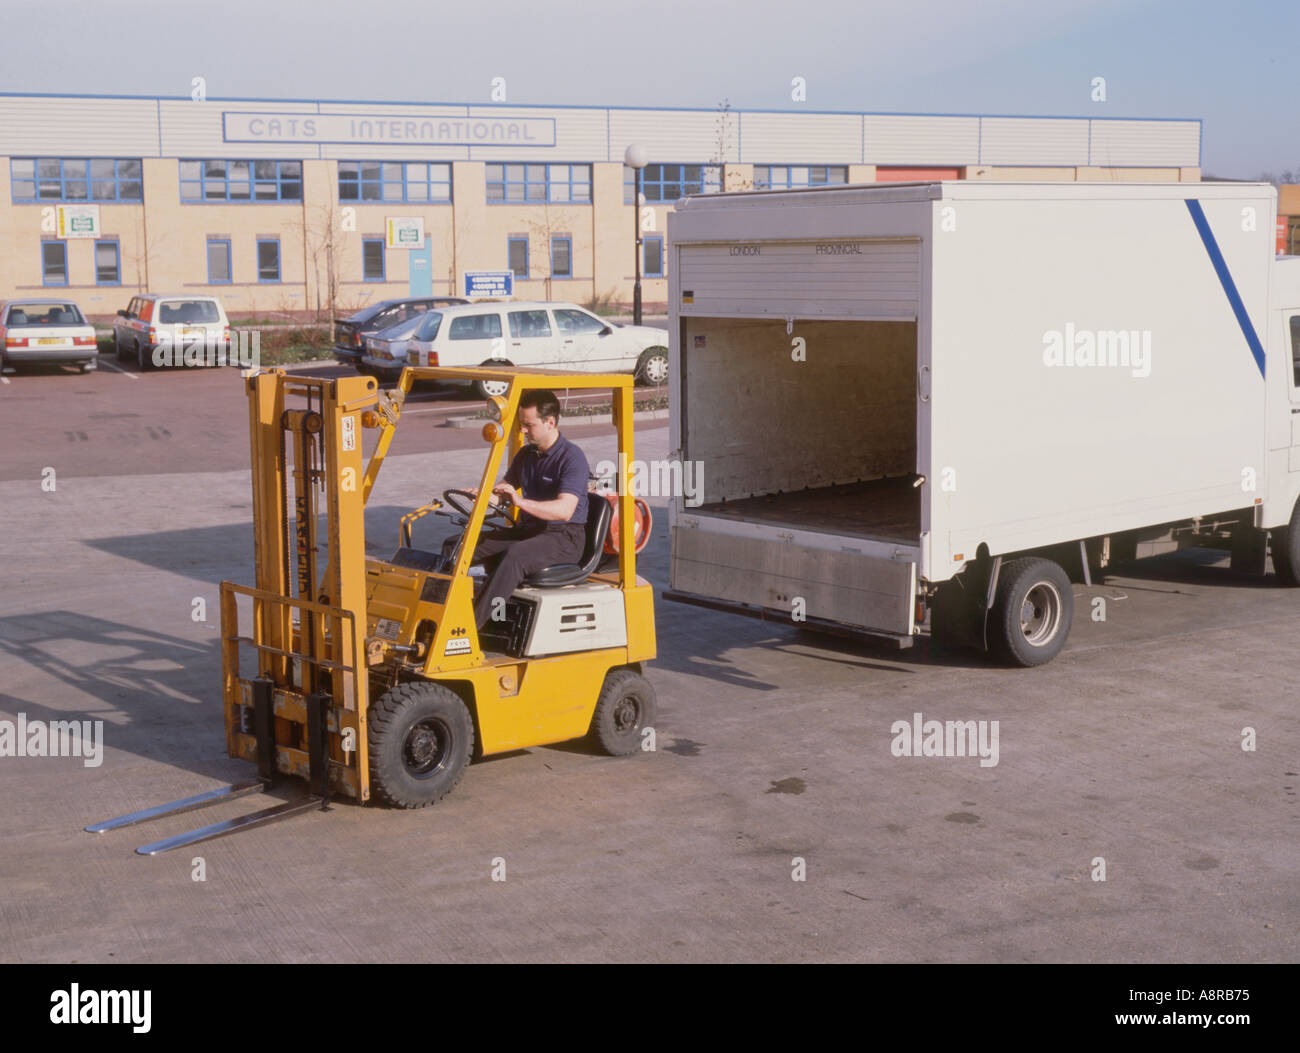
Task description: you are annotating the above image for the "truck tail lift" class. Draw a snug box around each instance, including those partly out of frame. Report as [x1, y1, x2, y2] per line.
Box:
[88, 366, 657, 854]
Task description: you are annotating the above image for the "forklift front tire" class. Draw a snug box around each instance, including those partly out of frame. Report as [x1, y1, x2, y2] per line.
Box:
[589, 669, 656, 756]
[368, 681, 474, 808]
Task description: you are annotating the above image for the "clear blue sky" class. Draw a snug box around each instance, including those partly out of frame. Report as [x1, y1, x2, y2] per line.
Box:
[4, 0, 1295, 177]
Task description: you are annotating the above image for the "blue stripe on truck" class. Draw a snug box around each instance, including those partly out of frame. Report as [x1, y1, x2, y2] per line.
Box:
[1185, 198, 1266, 379]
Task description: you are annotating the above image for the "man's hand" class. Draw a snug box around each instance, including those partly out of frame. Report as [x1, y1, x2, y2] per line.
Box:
[491, 483, 516, 505]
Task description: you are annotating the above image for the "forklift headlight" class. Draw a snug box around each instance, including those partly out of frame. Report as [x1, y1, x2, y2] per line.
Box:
[481, 421, 504, 443]
[485, 395, 507, 421]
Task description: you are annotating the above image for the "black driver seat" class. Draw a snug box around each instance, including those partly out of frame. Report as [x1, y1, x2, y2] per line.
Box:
[521, 495, 613, 588]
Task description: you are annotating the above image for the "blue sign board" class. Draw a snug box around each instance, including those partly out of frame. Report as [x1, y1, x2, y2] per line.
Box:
[464, 271, 514, 298]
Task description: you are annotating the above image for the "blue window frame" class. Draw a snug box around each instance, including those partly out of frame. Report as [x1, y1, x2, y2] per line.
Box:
[363, 238, 386, 281]
[643, 235, 664, 278]
[550, 236, 572, 279]
[180, 160, 302, 202]
[338, 161, 451, 203]
[507, 236, 529, 278]
[95, 239, 121, 285]
[207, 238, 232, 284]
[11, 158, 143, 202]
[752, 165, 848, 190]
[624, 163, 722, 204]
[257, 238, 281, 282]
[486, 164, 591, 204]
[41, 241, 68, 286]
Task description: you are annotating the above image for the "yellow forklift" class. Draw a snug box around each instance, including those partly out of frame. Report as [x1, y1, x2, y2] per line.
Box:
[87, 366, 657, 854]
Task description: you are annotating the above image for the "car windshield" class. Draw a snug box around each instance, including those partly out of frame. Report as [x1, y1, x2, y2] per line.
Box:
[6, 302, 86, 326]
[159, 300, 221, 324]
[414, 312, 443, 341]
[376, 313, 428, 340]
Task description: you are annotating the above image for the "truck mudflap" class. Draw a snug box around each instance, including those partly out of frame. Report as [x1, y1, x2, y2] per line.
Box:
[669, 523, 919, 639]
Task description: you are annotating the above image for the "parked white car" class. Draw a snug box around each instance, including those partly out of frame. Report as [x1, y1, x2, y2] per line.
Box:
[113, 293, 230, 370]
[362, 300, 669, 395]
[0, 299, 98, 373]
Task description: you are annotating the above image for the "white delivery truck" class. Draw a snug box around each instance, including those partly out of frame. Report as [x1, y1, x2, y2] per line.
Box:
[664, 181, 1300, 666]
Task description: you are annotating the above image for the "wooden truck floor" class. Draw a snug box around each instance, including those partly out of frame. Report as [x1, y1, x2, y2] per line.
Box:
[692, 476, 921, 546]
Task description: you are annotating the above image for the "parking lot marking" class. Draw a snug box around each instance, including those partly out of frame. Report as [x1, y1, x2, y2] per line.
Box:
[99, 359, 139, 381]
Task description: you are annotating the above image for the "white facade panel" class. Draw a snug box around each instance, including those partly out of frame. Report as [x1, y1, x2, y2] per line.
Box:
[466, 106, 608, 161]
[863, 115, 980, 165]
[0, 97, 160, 156]
[1089, 119, 1200, 167]
[979, 117, 1088, 165]
[738, 113, 863, 164]
[160, 99, 317, 159]
[609, 110, 728, 164]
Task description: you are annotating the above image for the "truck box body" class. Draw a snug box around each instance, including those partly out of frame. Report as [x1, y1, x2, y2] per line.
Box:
[666, 181, 1300, 645]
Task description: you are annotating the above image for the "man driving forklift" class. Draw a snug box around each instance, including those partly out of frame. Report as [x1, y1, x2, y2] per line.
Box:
[440, 389, 590, 630]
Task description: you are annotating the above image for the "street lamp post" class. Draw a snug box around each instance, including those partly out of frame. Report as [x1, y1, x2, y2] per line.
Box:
[624, 143, 648, 326]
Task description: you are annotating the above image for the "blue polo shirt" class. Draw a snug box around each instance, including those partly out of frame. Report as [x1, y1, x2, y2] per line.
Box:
[504, 433, 589, 531]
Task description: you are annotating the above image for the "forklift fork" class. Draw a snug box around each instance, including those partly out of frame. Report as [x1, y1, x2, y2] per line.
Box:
[86, 679, 334, 855]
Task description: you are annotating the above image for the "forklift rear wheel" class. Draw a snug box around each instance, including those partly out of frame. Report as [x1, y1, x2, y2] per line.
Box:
[589, 669, 656, 756]
[368, 682, 474, 807]
[988, 557, 1073, 667]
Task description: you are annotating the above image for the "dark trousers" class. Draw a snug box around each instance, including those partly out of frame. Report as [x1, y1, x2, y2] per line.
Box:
[443, 522, 586, 630]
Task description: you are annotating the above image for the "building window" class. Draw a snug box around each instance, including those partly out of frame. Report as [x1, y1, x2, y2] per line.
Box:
[207, 238, 232, 284]
[363, 238, 386, 281]
[180, 160, 303, 202]
[338, 161, 451, 203]
[12, 158, 143, 202]
[752, 165, 848, 190]
[643, 235, 664, 278]
[95, 239, 120, 285]
[486, 163, 591, 203]
[42, 242, 68, 286]
[257, 238, 281, 282]
[507, 236, 529, 278]
[550, 236, 572, 278]
[624, 163, 722, 204]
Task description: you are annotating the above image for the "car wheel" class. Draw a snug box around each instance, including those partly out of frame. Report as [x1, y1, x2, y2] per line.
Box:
[367, 681, 474, 808]
[113, 332, 123, 360]
[635, 347, 669, 386]
[588, 669, 656, 756]
[988, 557, 1073, 667]
[134, 340, 151, 372]
[80, 360, 96, 373]
[474, 360, 513, 399]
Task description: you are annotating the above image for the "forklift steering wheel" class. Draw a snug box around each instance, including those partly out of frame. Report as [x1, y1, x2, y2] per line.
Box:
[441, 488, 514, 525]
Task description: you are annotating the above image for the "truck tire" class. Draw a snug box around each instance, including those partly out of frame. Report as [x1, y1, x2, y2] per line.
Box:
[988, 557, 1073, 667]
[474, 360, 512, 399]
[588, 669, 656, 756]
[1270, 503, 1300, 586]
[367, 681, 474, 808]
[634, 347, 668, 386]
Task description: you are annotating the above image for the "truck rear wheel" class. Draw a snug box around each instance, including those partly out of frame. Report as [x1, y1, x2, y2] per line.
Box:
[368, 681, 474, 807]
[589, 669, 656, 756]
[1270, 503, 1300, 586]
[989, 557, 1073, 667]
